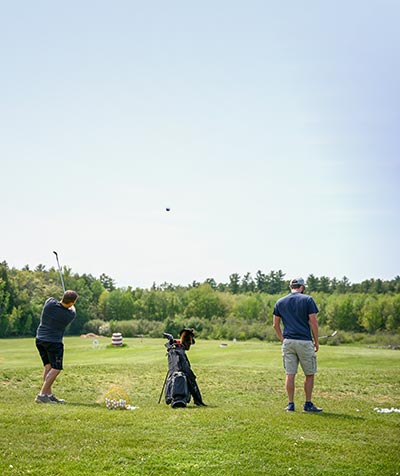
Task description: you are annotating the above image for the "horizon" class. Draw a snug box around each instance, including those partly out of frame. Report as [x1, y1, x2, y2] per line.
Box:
[1, 257, 398, 290]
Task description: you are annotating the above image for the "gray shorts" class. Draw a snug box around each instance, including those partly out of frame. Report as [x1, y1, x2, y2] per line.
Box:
[282, 339, 317, 375]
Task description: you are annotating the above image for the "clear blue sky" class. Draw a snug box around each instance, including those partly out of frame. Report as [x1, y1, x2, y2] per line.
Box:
[1, 1, 399, 288]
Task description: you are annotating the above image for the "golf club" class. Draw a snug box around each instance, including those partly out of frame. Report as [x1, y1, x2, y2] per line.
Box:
[53, 251, 66, 293]
[158, 370, 169, 404]
[319, 330, 338, 339]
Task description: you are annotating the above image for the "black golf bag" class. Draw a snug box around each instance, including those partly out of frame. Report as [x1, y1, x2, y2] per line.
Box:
[163, 332, 206, 408]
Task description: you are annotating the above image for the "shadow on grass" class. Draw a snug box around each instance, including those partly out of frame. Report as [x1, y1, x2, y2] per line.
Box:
[66, 402, 212, 410]
[169, 405, 214, 410]
[305, 411, 365, 421]
[67, 401, 103, 408]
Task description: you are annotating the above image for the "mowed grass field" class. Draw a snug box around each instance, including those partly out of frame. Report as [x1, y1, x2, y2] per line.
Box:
[1, 337, 399, 476]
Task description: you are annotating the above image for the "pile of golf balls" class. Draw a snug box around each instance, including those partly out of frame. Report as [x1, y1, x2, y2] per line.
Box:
[105, 397, 128, 410]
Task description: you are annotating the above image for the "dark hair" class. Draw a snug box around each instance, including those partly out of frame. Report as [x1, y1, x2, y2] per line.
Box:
[62, 290, 78, 304]
[290, 284, 303, 289]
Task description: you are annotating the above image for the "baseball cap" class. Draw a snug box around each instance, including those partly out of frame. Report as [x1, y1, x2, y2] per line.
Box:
[290, 278, 305, 286]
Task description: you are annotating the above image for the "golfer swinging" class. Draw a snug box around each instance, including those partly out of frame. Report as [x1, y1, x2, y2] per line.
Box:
[273, 278, 322, 413]
[35, 290, 78, 404]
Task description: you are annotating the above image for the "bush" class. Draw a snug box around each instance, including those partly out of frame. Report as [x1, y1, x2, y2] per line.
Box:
[84, 319, 107, 334]
[99, 322, 111, 336]
[109, 320, 141, 337]
[108, 319, 165, 338]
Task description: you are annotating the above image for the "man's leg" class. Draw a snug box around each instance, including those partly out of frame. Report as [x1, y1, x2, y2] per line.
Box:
[40, 367, 61, 395]
[42, 363, 51, 383]
[286, 374, 296, 402]
[304, 374, 314, 401]
[303, 374, 322, 412]
[282, 340, 298, 410]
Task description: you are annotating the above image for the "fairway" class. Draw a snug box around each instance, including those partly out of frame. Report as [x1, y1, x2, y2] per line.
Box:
[1, 338, 399, 475]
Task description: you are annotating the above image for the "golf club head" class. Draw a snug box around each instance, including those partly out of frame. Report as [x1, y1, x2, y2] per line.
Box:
[319, 330, 338, 340]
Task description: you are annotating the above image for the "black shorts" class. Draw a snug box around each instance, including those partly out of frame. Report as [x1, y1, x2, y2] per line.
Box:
[36, 339, 64, 370]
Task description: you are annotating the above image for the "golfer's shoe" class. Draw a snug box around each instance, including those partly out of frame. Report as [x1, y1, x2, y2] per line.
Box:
[285, 402, 295, 412]
[48, 394, 65, 404]
[303, 402, 323, 413]
[35, 394, 57, 404]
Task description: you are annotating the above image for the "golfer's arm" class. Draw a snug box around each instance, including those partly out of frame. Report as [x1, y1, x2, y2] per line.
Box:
[273, 315, 284, 343]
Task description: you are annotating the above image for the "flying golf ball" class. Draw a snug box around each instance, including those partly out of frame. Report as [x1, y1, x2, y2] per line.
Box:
[166, 208, 170, 212]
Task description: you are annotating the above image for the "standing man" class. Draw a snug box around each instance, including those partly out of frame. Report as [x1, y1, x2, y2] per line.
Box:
[273, 278, 322, 413]
[35, 290, 78, 404]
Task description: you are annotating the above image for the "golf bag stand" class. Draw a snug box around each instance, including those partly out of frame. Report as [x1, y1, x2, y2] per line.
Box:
[163, 333, 205, 408]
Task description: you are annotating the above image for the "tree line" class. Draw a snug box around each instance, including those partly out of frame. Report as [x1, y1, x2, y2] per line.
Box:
[0, 260, 399, 339]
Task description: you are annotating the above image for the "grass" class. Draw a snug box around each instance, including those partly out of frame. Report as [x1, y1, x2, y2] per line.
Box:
[0, 337, 399, 475]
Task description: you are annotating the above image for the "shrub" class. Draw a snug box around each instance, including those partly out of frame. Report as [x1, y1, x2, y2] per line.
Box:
[84, 319, 107, 334]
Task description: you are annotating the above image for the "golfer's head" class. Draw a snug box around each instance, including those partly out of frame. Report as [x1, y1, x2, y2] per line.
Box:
[289, 278, 305, 292]
[62, 290, 78, 307]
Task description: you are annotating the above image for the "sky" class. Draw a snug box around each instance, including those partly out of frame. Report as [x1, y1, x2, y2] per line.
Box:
[1, 1, 399, 289]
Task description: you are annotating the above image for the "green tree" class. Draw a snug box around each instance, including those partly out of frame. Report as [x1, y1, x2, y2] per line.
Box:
[241, 273, 255, 293]
[385, 294, 400, 332]
[104, 289, 135, 321]
[306, 274, 319, 292]
[100, 273, 116, 291]
[255, 270, 266, 293]
[234, 294, 264, 321]
[336, 276, 351, 293]
[265, 270, 286, 294]
[325, 294, 362, 331]
[0, 262, 15, 337]
[319, 276, 331, 293]
[228, 273, 241, 294]
[98, 290, 110, 320]
[360, 296, 384, 333]
[184, 284, 227, 320]
[204, 278, 217, 290]
[35, 264, 46, 272]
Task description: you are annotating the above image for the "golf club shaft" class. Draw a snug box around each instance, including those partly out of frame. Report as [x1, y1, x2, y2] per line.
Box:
[53, 251, 66, 293]
[158, 370, 169, 404]
[319, 331, 337, 339]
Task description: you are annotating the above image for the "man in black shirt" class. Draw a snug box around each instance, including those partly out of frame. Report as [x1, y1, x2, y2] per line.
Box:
[35, 290, 78, 404]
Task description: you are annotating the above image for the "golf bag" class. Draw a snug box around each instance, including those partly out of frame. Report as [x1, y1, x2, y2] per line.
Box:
[163, 332, 206, 408]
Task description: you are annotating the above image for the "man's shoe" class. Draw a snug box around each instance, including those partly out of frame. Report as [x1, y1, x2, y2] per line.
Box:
[35, 394, 56, 404]
[303, 402, 323, 413]
[48, 394, 65, 404]
[285, 402, 295, 412]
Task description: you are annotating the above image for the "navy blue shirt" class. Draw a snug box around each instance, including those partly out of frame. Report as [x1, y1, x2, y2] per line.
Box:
[36, 297, 76, 343]
[273, 292, 319, 341]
